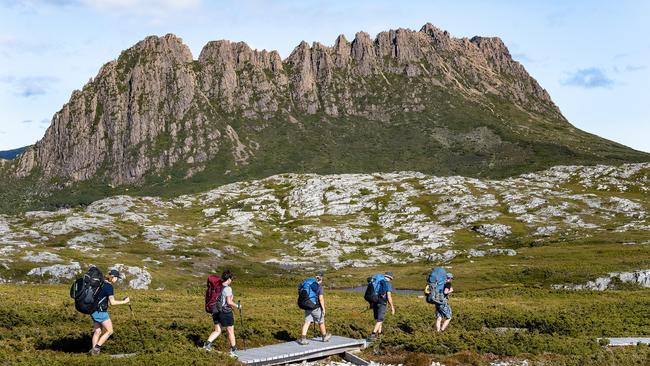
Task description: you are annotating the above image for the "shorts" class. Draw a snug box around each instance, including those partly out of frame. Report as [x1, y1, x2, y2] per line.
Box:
[91, 311, 110, 324]
[372, 302, 387, 322]
[304, 307, 324, 324]
[435, 302, 452, 319]
[212, 311, 235, 327]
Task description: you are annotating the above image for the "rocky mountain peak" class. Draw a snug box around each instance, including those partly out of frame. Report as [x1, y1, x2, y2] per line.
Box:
[5, 23, 648, 199]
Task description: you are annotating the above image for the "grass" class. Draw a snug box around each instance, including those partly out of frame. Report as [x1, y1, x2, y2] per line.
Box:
[0, 283, 649, 365]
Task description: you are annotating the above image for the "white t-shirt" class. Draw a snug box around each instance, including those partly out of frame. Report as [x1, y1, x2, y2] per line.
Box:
[219, 285, 233, 311]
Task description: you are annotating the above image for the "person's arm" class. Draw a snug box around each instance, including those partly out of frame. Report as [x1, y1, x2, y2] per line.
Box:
[444, 286, 453, 295]
[108, 295, 130, 306]
[318, 294, 325, 314]
[226, 287, 239, 309]
[226, 294, 238, 309]
[387, 292, 395, 315]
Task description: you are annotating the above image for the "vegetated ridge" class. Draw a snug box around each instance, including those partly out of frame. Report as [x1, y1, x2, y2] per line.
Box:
[0, 146, 27, 160]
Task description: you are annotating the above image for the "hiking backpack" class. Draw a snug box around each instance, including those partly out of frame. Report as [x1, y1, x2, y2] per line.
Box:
[425, 267, 447, 305]
[205, 275, 224, 313]
[69, 266, 104, 314]
[364, 274, 386, 304]
[297, 278, 319, 310]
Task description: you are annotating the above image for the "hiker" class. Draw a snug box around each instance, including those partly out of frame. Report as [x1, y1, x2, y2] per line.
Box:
[297, 271, 332, 345]
[367, 271, 395, 342]
[435, 272, 454, 332]
[89, 269, 130, 355]
[203, 269, 240, 357]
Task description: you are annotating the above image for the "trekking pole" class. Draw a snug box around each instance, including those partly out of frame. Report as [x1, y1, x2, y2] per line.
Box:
[127, 302, 146, 351]
[237, 300, 247, 350]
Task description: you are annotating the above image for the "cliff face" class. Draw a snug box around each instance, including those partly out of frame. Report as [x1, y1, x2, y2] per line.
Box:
[9, 24, 648, 188]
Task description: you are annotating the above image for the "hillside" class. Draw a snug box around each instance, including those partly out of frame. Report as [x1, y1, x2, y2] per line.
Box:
[1, 163, 648, 290]
[1, 162, 649, 365]
[1, 23, 648, 212]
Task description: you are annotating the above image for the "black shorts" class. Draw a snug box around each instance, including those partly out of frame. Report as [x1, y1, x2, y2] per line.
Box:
[372, 302, 387, 322]
[212, 311, 234, 327]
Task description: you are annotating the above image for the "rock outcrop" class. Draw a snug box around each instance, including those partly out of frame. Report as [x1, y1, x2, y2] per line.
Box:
[0, 163, 648, 283]
[553, 269, 650, 291]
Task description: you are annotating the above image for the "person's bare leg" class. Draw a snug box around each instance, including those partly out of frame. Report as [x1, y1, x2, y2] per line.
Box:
[91, 323, 102, 348]
[96, 319, 113, 347]
[373, 321, 383, 334]
[225, 326, 236, 348]
[301, 321, 311, 337]
[319, 322, 327, 335]
[208, 324, 222, 342]
[436, 316, 442, 332]
[441, 318, 451, 331]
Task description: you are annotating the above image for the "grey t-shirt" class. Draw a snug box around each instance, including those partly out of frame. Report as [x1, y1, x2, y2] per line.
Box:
[219, 285, 233, 312]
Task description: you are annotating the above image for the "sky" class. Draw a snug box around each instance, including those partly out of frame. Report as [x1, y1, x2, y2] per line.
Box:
[0, 0, 649, 152]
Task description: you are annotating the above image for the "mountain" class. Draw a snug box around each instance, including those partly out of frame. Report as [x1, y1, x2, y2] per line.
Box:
[0, 146, 27, 160]
[1, 23, 648, 212]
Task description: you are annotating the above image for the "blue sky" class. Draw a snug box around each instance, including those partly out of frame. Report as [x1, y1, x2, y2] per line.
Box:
[1, 0, 649, 152]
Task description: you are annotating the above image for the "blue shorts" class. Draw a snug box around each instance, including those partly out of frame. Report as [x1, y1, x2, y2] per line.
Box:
[91, 311, 110, 324]
[435, 302, 452, 319]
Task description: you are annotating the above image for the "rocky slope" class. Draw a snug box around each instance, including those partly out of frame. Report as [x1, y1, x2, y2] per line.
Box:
[3, 23, 648, 206]
[0, 163, 648, 289]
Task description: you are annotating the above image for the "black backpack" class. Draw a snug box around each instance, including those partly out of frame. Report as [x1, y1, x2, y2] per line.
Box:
[70, 266, 104, 314]
[297, 278, 319, 311]
[364, 276, 380, 304]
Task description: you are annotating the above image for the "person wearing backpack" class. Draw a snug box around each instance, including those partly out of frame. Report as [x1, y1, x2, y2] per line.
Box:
[367, 271, 395, 342]
[297, 271, 332, 345]
[89, 269, 130, 355]
[203, 270, 240, 358]
[435, 272, 454, 332]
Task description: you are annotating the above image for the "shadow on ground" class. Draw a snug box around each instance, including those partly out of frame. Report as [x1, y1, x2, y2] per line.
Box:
[37, 334, 92, 353]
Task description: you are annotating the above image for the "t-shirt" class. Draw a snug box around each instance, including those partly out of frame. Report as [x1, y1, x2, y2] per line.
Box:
[96, 282, 114, 311]
[377, 280, 392, 304]
[219, 285, 233, 312]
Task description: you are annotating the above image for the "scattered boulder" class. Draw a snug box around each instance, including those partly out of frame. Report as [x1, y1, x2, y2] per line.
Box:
[473, 224, 512, 239]
[533, 226, 557, 236]
[553, 269, 650, 290]
[86, 195, 136, 215]
[112, 264, 152, 290]
[21, 251, 62, 263]
[427, 250, 458, 263]
[467, 248, 517, 257]
[27, 262, 81, 282]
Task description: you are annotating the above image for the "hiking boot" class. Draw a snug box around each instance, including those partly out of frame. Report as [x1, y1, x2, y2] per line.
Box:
[89, 347, 101, 356]
[202, 342, 213, 351]
[322, 333, 332, 342]
[366, 333, 377, 342]
[229, 348, 239, 359]
[297, 337, 310, 345]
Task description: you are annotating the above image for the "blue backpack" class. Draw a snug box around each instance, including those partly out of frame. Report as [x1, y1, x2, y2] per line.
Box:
[364, 274, 387, 304]
[297, 278, 319, 310]
[425, 267, 447, 305]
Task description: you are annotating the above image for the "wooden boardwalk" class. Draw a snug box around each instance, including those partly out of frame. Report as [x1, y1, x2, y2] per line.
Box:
[237, 336, 367, 366]
[604, 337, 650, 346]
